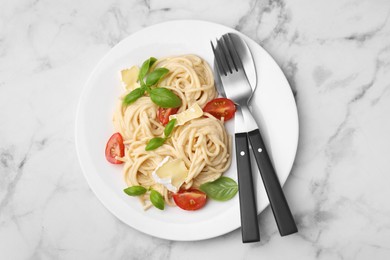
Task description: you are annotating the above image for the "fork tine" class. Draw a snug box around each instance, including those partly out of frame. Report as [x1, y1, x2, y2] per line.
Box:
[211, 39, 227, 76]
[217, 36, 234, 74]
[222, 34, 238, 72]
[225, 33, 244, 70]
[215, 37, 231, 75]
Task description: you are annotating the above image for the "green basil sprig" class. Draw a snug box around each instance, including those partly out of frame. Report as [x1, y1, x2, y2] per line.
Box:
[150, 190, 164, 210]
[122, 57, 181, 108]
[139, 57, 157, 84]
[123, 186, 147, 196]
[123, 87, 145, 105]
[145, 137, 166, 151]
[150, 88, 182, 108]
[146, 68, 169, 86]
[123, 186, 165, 210]
[145, 119, 177, 151]
[164, 118, 176, 137]
[200, 177, 238, 201]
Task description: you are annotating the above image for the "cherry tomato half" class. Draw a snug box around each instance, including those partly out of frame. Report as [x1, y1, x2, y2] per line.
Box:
[105, 133, 124, 164]
[203, 98, 236, 121]
[158, 107, 179, 125]
[173, 189, 207, 211]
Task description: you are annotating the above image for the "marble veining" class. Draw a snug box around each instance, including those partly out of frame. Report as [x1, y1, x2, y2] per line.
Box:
[1, 0, 390, 259]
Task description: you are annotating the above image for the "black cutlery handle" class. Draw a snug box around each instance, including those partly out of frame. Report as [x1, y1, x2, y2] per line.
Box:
[247, 129, 298, 236]
[235, 132, 260, 243]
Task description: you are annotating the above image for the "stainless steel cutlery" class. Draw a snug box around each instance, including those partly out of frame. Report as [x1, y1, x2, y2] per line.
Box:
[211, 33, 298, 243]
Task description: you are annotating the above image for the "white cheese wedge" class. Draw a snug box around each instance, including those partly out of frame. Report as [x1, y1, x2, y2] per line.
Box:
[152, 156, 188, 192]
[121, 66, 140, 91]
[169, 103, 203, 126]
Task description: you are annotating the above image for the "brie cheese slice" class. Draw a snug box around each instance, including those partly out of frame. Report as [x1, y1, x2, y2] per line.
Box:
[169, 103, 203, 126]
[121, 66, 140, 91]
[152, 156, 188, 193]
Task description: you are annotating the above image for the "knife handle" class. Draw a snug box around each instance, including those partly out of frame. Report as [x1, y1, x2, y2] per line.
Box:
[247, 129, 298, 236]
[235, 132, 260, 243]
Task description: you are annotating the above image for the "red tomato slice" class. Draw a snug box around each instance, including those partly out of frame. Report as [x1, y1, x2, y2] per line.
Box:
[173, 189, 207, 211]
[157, 107, 179, 125]
[203, 98, 236, 121]
[105, 133, 124, 164]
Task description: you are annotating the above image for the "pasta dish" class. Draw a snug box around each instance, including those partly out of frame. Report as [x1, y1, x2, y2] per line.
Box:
[105, 55, 237, 211]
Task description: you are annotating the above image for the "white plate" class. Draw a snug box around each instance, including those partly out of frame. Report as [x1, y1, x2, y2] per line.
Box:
[75, 20, 298, 241]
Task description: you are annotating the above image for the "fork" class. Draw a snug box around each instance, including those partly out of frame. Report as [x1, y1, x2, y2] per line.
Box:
[212, 35, 260, 243]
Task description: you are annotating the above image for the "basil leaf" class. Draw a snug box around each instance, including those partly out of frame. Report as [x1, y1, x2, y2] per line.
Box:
[145, 137, 166, 151]
[146, 68, 169, 86]
[123, 87, 144, 105]
[150, 88, 182, 108]
[164, 119, 176, 137]
[200, 177, 238, 201]
[139, 57, 157, 82]
[150, 190, 164, 210]
[123, 186, 147, 196]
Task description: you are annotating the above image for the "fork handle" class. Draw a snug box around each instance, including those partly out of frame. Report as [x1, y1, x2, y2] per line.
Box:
[247, 129, 298, 236]
[235, 132, 260, 243]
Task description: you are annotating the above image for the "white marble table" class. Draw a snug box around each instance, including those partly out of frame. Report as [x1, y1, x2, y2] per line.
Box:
[1, 0, 390, 259]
